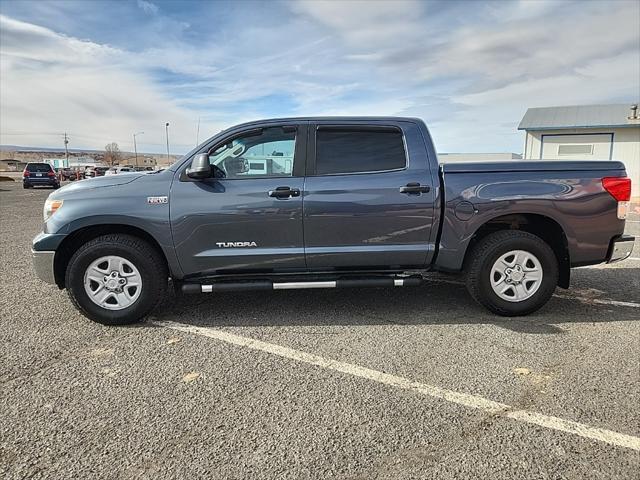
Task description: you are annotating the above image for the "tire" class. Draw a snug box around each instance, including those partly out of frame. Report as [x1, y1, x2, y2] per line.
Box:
[465, 230, 558, 316]
[66, 234, 168, 325]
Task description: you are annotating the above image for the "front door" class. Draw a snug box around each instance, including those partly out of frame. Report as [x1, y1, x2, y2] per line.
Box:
[303, 121, 437, 270]
[171, 124, 307, 277]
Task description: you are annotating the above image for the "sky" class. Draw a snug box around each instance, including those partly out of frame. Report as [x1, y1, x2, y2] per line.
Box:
[0, 0, 639, 155]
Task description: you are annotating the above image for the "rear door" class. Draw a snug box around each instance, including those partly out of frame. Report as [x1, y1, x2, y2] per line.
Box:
[26, 163, 53, 182]
[170, 123, 308, 277]
[303, 120, 437, 270]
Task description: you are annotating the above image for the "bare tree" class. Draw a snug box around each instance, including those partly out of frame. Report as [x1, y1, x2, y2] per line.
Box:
[104, 142, 121, 166]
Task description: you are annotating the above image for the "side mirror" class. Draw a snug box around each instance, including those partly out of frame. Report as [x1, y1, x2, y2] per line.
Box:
[186, 153, 211, 179]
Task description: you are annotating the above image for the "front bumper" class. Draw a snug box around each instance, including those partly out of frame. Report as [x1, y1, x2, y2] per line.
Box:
[607, 235, 635, 263]
[32, 249, 56, 284]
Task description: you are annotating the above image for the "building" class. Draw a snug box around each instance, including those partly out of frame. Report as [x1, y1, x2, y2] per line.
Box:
[45, 157, 101, 169]
[0, 159, 27, 171]
[439, 152, 522, 163]
[518, 103, 640, 196]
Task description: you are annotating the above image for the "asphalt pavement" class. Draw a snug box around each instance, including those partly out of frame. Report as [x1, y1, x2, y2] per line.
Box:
[1, 180, 639, 479]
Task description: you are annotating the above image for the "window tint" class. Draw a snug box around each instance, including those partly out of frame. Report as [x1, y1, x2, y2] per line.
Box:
[316, 129, 406, 175]
[209, 127, 296, 178]
[26, 163, 53, 172]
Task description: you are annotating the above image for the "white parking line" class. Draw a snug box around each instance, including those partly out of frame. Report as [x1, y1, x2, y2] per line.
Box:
[429, 278, 640, 308]
[153, 320, 640, 451]
[553, 292, 640, 308]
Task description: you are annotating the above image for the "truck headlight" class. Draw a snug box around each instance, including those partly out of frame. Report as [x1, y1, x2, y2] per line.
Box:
[44, 199, 64, 222]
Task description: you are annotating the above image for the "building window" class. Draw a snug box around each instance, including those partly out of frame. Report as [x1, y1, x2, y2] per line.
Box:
[558, 144, 594, 155]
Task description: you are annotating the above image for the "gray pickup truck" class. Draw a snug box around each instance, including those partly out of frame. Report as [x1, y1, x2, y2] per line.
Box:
[32, 117, 634, 325]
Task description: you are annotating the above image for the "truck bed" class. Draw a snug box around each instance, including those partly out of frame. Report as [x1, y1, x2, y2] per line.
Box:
[441, 160, 626, 173]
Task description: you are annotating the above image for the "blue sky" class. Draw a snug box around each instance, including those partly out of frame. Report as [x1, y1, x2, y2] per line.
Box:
[1, 0, 638, 154]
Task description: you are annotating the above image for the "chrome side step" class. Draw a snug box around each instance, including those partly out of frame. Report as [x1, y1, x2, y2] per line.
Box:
[181, 277, 422, 294]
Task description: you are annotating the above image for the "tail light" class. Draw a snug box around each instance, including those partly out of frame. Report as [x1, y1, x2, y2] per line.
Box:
[602, 176, 631, 219]
[47, 171, 56, 177]
[23, 170, 30, 177]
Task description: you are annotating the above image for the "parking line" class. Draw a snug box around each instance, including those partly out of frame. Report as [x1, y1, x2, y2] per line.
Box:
[552, 293, 640, 308]
[153, 320, 640, 451]
[429, 278, 640, 308]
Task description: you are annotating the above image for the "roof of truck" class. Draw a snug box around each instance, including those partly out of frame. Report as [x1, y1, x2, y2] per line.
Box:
[227, 116, 424, 129]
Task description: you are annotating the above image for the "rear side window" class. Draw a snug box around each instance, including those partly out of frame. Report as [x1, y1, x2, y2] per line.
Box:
[316, 128, 406, 175]
[26, 163, 52, 172]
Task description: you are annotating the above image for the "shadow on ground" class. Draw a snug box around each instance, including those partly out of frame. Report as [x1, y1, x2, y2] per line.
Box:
[145, 269, 640, 335]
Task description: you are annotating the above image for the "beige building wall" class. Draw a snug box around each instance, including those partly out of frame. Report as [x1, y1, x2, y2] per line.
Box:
[438, 152, 522, 163]
[523, 126, 640, 197]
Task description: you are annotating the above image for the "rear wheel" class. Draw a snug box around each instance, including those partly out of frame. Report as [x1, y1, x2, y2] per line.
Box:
[465, 230, 558, 316]
[66, 234, 167, 325]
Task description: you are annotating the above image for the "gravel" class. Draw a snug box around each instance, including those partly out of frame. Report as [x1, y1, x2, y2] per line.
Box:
[1, 181, 639, 479]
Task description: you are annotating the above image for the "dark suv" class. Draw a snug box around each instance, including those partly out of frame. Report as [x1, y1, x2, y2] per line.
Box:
[23, 163, 60, 189]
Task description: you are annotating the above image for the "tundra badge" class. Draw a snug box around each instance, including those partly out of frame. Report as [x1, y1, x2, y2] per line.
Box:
[216, 242, 258, 248]
[147, 196, 168, 204]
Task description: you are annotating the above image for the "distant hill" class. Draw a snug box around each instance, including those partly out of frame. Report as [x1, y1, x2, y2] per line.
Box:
[0, 144, 176, 157]
[0, 144, 103, 154]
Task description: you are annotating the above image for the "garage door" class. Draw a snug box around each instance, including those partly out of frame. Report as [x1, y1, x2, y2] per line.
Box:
[540, 134, 612, 160]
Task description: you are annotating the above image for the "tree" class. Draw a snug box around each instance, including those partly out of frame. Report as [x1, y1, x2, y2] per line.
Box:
[104, 142, 121, 166]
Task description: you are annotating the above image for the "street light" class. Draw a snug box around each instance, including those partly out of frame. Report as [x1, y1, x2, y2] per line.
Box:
[133, 131, 144, 167]
[165, 122, 170, 162]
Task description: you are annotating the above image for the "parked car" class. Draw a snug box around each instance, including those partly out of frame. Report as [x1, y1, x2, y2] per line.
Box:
[104, 166, 135, 176]
[56, 167, 77, 181]
[85, 167, 96, 178]
[94, 166, 109, 177]
[23, 162, 60, 189]
[31, 117, 634, 325]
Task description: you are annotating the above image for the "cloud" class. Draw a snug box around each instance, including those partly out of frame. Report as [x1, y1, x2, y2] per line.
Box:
[0, 0, 638, 154]
[137, 0, 158, 16]
[0, 15, 202, 153]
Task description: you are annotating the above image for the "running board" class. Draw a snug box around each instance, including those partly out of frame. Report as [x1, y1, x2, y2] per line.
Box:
[181, 277, 422, 294]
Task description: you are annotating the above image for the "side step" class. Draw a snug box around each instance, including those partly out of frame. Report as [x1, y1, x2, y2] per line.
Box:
[181, 277, 422, 294]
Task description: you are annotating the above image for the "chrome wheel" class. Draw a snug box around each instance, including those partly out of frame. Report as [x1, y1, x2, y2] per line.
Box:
[83, 256, 142, 310]
[490, 249, 543, 302]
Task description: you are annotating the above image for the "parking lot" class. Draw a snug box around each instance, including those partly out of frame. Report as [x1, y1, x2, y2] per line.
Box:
[1, 180, 639, 479]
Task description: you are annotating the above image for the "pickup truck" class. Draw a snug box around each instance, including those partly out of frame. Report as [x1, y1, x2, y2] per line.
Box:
[31, 117, 634, 325]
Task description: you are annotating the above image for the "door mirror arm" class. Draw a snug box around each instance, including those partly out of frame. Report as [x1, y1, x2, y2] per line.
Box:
[186, 153, 212, 180]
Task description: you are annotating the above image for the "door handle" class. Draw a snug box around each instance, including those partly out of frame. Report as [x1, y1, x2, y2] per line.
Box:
[399, 182, 430, 194]
[268, 186, 300, 198]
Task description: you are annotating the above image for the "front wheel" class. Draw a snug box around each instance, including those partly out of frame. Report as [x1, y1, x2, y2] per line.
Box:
[66, 234, 168, 325]
[465, 230, 558, 316]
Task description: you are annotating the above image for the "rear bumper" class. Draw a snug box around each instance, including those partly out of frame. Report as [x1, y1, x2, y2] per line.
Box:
[607, 235, 635, 263]
[32, 249, 56, 284]
[24, 178, 59, 186]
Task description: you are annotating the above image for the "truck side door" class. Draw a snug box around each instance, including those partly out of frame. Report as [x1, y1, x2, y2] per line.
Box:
[170, 123, 307, 277]
[303, 121, 437, 270]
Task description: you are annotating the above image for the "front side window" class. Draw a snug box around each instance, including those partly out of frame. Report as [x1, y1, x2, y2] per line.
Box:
[316, 128, 406, 175]
[208, 127, 296, 178]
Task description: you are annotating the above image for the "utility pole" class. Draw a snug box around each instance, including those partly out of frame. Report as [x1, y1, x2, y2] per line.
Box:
[133, 131, 144, 167]
[165, 122, 170, 162]
[63, 132, 69, 168]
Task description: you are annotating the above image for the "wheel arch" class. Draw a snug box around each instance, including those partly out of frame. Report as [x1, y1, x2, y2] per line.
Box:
[53, 224, 169, 288]
[463, 213, 570, 288]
